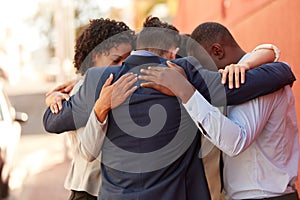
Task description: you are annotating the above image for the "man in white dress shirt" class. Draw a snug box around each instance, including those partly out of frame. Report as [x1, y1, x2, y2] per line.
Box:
[138, 22, 299, 200]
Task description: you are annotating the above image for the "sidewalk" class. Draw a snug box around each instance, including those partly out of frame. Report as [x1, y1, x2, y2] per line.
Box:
[9, 160, 70, 200]
[4, 77, 57, 96]
[7, 134, 72, 200]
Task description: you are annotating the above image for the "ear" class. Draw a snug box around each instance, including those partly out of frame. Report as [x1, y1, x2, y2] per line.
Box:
[210, 43, 224, 60]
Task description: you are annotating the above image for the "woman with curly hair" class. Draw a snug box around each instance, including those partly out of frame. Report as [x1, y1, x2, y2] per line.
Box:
[45, 18, 135, 200]
[73, 18, 135, 75]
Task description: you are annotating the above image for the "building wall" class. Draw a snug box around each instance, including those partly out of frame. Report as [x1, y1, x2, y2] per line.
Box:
[173, 0, 300, 193]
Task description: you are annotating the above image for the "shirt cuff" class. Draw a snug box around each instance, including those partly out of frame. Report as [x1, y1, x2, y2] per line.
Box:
[183, 90, 215, 124]
[92, 110, 108, 128]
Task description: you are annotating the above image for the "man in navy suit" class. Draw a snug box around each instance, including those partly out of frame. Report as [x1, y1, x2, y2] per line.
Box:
[43, 17, 295, 200]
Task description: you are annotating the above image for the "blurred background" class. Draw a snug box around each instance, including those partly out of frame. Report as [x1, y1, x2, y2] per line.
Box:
[0, 0, 299, 199]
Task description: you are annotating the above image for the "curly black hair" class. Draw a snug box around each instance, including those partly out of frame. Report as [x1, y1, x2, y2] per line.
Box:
[74, 18, 135, 75]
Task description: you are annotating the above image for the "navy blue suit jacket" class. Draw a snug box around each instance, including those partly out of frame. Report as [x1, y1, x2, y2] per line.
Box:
[43, 55, 295, 133]
[43, 55, 295, 200]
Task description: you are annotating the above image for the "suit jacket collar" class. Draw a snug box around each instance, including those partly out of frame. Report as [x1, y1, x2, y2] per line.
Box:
[112, 54, 167, 79]
[124, 54, 167, 66]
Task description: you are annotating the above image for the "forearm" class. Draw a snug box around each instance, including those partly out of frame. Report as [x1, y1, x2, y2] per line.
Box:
[241, 49, 274, 69]
[94, 99, 110, 123]
[170, 78, 195, 104]
[179, 58, 295, 106]
[182, 91, 249, 156]
[225, 62, 295, 105]
[43, 101, 76, 133]
[241, 44, 280, 69]
[78, 111, 107, 161]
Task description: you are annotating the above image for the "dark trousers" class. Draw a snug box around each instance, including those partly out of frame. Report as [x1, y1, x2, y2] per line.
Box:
[68, 190, 97, 200]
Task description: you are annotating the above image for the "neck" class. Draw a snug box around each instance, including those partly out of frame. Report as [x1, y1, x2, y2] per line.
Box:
[231, 47, 247, 63]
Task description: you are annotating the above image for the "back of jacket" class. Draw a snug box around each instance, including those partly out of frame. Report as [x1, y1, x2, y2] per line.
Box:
[100, 55, 211, 200]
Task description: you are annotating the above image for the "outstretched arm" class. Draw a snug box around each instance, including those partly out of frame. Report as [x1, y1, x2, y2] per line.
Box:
[44, 77, 79, 113]
[138, 64, 277, 156]
[141, 59, 295, 106]
[220, 44, 281, 88]
[43, 68, 138, 134]
[180, 57, 295, 106]
[43, 67, 107, 133]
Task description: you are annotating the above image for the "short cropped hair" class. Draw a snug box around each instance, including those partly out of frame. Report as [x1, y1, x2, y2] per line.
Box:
[190, 22, 238, 50]
[136, 16, 180, 56]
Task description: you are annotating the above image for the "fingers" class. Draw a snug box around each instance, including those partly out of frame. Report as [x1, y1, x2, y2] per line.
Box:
[140, 82, 174, 96]
[114, 74, 138, 96]
[109, 73, 138, 109]
[46, 79, 76, 96]
[141, 82, 166, 93]
[234, 66, 240, 88]
[221, 64, 247, 89]
[167, 61, 187, 78]
[46, 88, 57, 97]
[46, 85, 64, 97]
[63, 84, 74, 93]
[138, 69, 157, 82]
[62, 93, 70, 101]
[56, 93, 70, 111]
[138, 74, 153, 82]
[111, 73, 138, 98]
[139, 67, 167, 82]
[47, 92, 70, 114]
[228, 65, 235, 89]
[140, 82, 156, 89]
[166, 61, 180, 69]
[118, 72, 137, 83]
[123, 85, 138, 99]
[220, 68, 227, 85]
[140, 68, 161, 76]
[50, 103, 59, 114]
[123, 74, 138, 90]
[240, 68, 246, 84]
[50, 93, 69, 114]
[113, 73, 137, 89]
[103, 73, 114, 87]
[46, 83, 68, 96]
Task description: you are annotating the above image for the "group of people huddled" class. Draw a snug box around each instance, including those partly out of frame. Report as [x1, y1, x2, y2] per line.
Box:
[43, 16, 299, 200]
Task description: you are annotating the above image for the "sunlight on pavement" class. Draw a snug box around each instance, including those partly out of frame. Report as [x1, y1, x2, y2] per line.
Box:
[9, 134, 68, 191]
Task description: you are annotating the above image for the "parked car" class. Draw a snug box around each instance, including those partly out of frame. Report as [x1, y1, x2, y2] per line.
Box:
[0, 82, 27, 198]
[0, 68, 8, 82]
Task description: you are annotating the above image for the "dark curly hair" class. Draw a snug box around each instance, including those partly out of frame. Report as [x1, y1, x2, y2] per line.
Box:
[136, 16, 180, 56]
[74, 18, 135, 75]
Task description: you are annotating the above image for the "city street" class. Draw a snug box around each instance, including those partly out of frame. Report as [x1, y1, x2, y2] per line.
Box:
[5, 82, 71, 200]
[7, 134, 70, 200]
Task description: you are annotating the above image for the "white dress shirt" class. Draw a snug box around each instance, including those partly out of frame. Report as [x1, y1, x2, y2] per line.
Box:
[183, 85, 299, 199]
